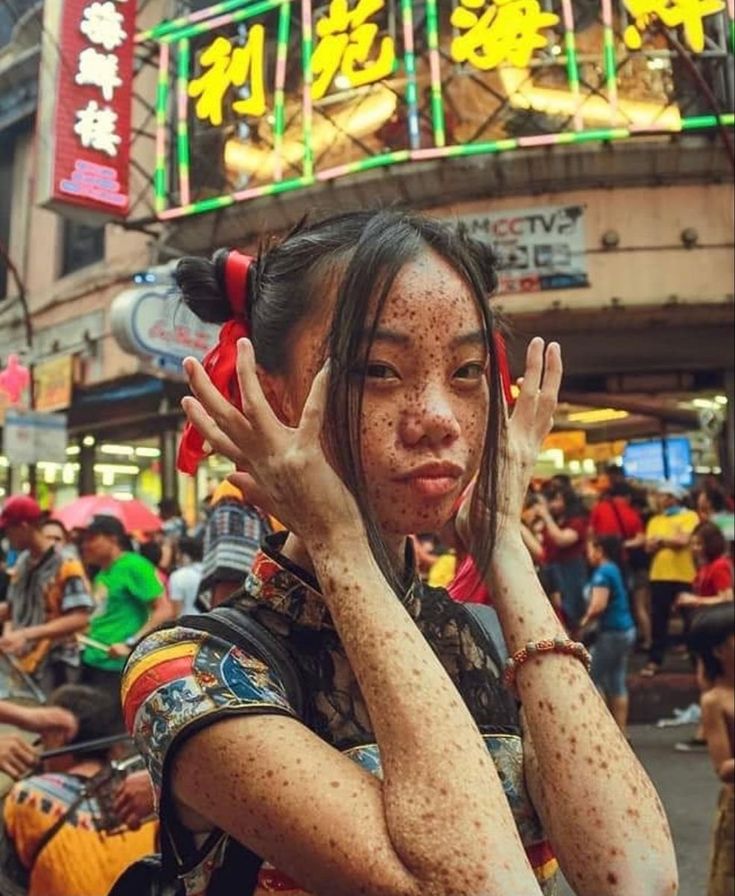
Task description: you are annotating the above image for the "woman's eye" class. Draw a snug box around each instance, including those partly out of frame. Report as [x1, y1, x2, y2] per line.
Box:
[365, 363, 399, 380]
[455, 362, 486, 380]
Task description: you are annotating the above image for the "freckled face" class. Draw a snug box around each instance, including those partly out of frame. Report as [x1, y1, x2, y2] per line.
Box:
[358, 251, 489, 536]
[274, 250, 490, 538]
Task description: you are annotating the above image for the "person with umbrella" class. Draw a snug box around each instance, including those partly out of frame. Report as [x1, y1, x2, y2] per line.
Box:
[79, 515, 174, 721]
[0, 496, 95, 693]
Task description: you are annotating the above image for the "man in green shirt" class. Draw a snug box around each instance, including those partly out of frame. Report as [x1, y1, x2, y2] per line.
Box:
[80, 516, 173, 718]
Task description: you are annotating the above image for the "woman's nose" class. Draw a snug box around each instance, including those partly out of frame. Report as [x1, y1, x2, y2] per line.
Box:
[400, 386, 461, 447]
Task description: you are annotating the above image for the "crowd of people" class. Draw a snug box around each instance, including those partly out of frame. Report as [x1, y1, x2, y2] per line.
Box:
[0, 481, 275, 896]
[0, 208, 730, 895]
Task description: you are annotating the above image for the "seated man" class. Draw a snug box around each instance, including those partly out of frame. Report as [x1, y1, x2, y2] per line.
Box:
[2, 685, 156, 896]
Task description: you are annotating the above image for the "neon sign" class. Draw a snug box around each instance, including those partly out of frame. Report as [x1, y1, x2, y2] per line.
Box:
[36, 0, 136, 219]
[135, 0, 734, 222]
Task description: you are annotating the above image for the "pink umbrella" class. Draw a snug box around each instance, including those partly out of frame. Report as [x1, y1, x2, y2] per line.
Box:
[54, 495, 162, 533]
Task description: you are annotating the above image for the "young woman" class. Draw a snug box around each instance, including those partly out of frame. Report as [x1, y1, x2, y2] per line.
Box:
[580, 534, 637, 735]
[535, 480, 589, 635]
[676, 521, 734, 612]
[121, 211, 676, 896]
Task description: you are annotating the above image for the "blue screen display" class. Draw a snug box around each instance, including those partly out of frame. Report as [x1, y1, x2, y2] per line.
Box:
[623, 437, 693, 487]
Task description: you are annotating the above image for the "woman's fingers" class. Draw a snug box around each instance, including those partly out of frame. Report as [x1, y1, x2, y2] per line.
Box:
[183, 357, 249, 431]
[298, 359, 330, 444]
[538, 341, 562, 421]
[518, 337, 544, 397]
[236, 338, 273, 427]
[181, 396, 248, 465]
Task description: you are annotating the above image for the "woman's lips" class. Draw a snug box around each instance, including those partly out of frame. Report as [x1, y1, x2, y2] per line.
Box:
[405, 476, 462, 498]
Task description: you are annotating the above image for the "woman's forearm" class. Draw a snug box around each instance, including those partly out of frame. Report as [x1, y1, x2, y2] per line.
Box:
[308, 529, 541, 893]
[487, 535, 677, 896]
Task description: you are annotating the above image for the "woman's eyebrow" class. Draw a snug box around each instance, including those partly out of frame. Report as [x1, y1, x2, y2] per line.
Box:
[369, 328, 486, 348]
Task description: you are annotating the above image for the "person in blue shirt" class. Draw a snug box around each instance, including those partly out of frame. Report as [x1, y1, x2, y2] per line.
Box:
[581, 534, 637, 735]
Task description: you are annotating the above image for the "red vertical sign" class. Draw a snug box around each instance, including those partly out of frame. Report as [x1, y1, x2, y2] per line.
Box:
[37, 0, 137, 219]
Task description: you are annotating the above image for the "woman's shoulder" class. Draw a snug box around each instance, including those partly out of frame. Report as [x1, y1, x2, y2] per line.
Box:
[121, 616, 299, 793]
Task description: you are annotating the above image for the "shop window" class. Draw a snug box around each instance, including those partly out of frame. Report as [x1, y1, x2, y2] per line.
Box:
[60, 218, 105, 277]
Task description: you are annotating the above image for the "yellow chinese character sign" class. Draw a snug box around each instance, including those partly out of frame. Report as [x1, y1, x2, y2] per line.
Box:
[450, 0, 560, 70]
[622, 0, 725, 53]
[189, 27, 266, 126]
[311, 0, 395, 100]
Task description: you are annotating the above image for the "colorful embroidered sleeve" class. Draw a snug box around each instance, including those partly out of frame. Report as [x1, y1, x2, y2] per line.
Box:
[121, 625, 297, 794]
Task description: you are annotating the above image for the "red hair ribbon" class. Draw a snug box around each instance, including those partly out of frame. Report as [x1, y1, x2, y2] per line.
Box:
[494, 332, 515, 407]
[177, 251, 254, 474]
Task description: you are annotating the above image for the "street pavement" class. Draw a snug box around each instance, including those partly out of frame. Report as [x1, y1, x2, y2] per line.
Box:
[556, 721, 719, 896]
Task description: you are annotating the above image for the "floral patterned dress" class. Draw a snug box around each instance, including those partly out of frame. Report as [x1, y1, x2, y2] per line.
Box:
[122, 533, 558, 895]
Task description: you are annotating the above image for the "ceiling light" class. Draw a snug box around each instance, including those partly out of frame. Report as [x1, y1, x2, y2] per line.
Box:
[100, 444, 135, 455]
[66, 445, 81, 456]
[692, 398, 719, 409]
[82, 435, 95, 447]
[567, 408, 630, 424]
[714, 395, 728, 405]
[134, 446, 161, 458]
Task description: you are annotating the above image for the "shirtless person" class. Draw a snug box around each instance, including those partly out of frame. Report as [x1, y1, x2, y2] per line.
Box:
[687, 602, 735, 896]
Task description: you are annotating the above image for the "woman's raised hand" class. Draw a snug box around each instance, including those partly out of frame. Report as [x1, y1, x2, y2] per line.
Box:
[181, 339, 362, 544]
[456, 337, 562, 548]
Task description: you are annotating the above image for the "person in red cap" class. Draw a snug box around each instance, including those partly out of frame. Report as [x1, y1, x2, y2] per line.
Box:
[0, 496, 95, 693]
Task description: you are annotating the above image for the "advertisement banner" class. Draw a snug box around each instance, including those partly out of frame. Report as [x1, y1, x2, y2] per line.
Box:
[457, 205, 589, 294]
[34, 356, 74, 412]
[3, 411, 68, 465]
[35, 0, 137, 220]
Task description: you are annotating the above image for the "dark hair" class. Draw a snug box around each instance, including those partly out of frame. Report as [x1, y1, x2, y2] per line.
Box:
[591, 533, 625, 570]
[139, 540, 163, 568]
[41, 517, 69, 537]
[48, 684, 120, 760]
[176, 209, 504, 589]
[608, 481, 633, 499]
[699, 484, 728, 514]
[693, 521, 727, 563]
[159, 498, 182, 518]
[687, 602, 735, 681]
[544, 480, 586, 519]
[178, 535, 203, 563]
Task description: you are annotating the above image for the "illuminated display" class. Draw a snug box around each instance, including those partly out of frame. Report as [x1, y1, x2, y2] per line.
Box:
[36, 0, 136, 218]
[134, 0, 734, 221]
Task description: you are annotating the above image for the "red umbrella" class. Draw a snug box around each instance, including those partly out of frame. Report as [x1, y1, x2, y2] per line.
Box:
[54, 495, 162, 533]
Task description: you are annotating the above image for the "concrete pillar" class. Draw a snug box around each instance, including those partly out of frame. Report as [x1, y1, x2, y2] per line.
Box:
[78, 440, 96, 495]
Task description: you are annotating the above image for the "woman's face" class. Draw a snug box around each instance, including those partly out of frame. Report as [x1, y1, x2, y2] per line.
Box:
[278, 249, 490, 538]
[690, 534, 703, 563]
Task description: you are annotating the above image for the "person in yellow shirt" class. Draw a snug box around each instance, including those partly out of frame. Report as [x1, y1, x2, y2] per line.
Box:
[642, 481, 700, 676]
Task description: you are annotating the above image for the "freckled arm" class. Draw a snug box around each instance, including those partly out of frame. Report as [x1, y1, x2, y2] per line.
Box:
[487, 536, 678, 896]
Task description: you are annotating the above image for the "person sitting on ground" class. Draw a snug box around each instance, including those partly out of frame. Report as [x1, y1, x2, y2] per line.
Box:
[686, 602, 735, 896]
[1, 684, 156, 896]
[0, 496, 94, 692]
[579, 535, 637, 735]
[0, 701, 77, 780]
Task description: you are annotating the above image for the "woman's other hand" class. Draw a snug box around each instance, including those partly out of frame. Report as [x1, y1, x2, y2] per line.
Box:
[181, 340, 361, 545]
[456, 338, 561, 549]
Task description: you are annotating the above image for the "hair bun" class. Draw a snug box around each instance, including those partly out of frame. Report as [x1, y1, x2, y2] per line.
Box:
[175, 249, 233, 324]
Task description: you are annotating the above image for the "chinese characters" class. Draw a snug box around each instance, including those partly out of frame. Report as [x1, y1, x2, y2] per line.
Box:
[188, 28, 267, 126]
[622, 0, 725, 53]
[311, 0, 395, 100]
[73, 0, 129, 157]
[451, 0, 560, 70]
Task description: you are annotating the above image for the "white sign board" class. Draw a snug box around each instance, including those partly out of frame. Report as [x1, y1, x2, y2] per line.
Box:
[3, 410, 68, 465]
[456, 204, 589, 294]
[110, 286, 221, 374]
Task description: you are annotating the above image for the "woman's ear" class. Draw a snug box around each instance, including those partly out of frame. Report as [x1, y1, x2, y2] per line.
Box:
[257, 366, 298, 426]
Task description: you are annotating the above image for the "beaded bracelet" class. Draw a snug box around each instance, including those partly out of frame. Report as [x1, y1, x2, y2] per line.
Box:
[502, 637, 591, 692]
